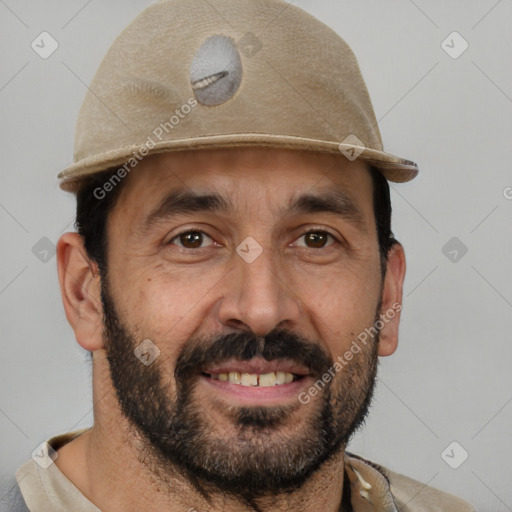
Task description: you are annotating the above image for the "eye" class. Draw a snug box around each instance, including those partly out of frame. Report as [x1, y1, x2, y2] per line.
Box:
[169, 230, 214, 249]
[295, 231, 336, 249]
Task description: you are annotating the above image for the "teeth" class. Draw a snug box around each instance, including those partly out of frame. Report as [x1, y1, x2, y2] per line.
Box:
[212, 371, 295, 386]
[275, 371, 287, 385]
[241, 373, 258, 386]
[258, 372, 277, 387]
[228, 371, 241, 384]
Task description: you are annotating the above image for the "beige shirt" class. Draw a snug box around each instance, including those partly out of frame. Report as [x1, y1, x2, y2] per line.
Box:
[16, 430, 475, 512]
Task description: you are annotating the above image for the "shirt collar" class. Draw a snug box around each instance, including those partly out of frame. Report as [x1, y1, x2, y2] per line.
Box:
[344, 452, 398, 512]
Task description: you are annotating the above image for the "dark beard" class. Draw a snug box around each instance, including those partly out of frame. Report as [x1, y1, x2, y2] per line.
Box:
[101, 277, 379, 505]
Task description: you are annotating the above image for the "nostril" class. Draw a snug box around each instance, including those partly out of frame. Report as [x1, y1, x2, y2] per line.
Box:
[225, 319, 250, 331]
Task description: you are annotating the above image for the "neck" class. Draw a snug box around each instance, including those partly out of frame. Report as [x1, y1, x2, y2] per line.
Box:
[56, 358, 348, 512]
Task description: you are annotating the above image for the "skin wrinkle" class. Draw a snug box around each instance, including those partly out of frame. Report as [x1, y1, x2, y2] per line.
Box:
[56, 148, 405, 512]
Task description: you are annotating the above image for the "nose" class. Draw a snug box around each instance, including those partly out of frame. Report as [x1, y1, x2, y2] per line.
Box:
[216, 249, 302, 337]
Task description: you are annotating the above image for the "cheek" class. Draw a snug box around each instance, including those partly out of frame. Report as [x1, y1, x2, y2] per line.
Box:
[290, 262, 382, 355]
[111, 262, 226, 345]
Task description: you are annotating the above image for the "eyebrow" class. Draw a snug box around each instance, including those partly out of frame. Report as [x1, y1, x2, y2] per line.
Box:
[142, 188, 231, 231]
[141, 187, 366, 232]
[285, 191, 366, 228]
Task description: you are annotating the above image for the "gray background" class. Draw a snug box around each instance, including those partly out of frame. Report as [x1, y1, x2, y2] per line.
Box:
[1, 0, 511, 510]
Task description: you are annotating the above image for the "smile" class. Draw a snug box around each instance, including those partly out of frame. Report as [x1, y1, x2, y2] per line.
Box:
[205, 371, 297, 387]
[199, 357, 311, 405]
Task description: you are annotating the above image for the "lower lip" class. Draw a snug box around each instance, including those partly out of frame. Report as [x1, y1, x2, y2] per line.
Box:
[199, 375, 312, 406]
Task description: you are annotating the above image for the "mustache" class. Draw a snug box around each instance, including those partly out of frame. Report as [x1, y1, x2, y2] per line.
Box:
[175, 329, 333, 383]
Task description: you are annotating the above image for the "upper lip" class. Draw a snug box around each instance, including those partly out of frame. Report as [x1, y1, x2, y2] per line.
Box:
[203, 357, 310, 377]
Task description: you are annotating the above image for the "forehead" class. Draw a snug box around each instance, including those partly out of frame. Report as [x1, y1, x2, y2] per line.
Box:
[112, 148, 375, 225]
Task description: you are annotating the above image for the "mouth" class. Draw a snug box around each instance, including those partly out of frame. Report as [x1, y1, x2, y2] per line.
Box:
[203, 356, 309, 385]
[205, 371, 298, 386]
[199, 357, 312, 406]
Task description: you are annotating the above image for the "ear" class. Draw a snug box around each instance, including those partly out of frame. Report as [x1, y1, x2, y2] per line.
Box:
[377, 242, 406, 357]
[57, 232, 104, 352]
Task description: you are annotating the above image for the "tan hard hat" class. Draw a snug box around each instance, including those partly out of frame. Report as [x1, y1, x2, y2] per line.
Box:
[58, 0, 419, 193]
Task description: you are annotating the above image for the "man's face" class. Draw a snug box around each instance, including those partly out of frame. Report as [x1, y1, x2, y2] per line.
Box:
[100, 148, 384, 497]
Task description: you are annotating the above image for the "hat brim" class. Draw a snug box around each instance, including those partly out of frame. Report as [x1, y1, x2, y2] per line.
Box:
[58, 133, 418, 193]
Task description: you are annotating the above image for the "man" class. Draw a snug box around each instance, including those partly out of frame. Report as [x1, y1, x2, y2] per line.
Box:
[7, 0, 474, 510]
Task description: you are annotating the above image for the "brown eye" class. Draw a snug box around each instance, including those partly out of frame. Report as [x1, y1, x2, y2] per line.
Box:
[297, 231, 335, 249]
[305, 232, 328, 248]
[171, 231, 213, 249]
